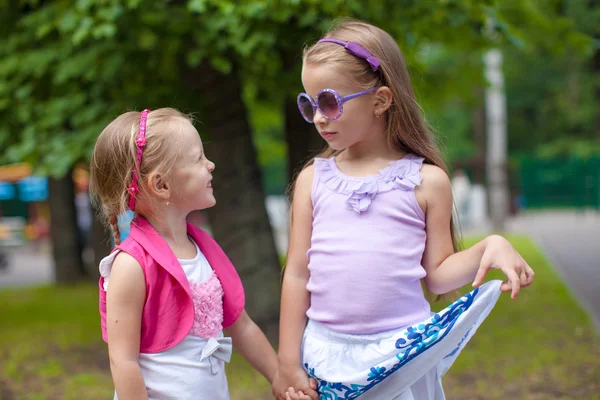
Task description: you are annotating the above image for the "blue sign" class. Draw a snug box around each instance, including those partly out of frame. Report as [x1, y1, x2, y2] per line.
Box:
[117, 210, 135, 242]
[17, 177, 49, 202]
[0, 181, 15, 201]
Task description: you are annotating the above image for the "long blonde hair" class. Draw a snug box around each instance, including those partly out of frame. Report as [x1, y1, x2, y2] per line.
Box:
[290, 19, 460, 299]
[89, 108, 191, 246]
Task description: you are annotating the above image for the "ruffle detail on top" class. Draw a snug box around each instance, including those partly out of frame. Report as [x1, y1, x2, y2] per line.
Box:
[189, 273, 225, 339]
[314, 155, 424, 213]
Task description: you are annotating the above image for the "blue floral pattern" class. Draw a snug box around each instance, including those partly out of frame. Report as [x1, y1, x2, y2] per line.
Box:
[304, 288, 479, 400]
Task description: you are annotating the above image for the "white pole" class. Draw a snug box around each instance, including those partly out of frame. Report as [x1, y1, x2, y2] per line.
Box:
[484, 49, 509, 231]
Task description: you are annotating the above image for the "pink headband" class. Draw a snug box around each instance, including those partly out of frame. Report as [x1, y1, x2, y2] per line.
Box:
[127, 109, 150, 211]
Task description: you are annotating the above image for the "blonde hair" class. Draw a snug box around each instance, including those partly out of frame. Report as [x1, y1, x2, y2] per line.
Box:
[293, 19, 460, 300]
[89, 107, 191, 246]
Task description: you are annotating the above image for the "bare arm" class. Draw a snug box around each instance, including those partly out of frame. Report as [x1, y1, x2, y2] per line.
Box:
[106, 252, 148, 400]
[224, 310, 278, 383]
[417, 165, 534, 297]
[273, 165, 318, 400]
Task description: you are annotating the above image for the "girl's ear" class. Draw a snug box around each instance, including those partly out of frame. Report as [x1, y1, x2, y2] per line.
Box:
[374, 86, 393, 113]
[146, 172, 170, 202]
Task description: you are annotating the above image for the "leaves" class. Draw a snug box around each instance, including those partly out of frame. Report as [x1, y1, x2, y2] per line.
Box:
[0, 0, 594, 177]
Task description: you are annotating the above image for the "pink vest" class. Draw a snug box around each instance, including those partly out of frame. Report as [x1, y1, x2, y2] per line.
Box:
[99, 216, 245, 353]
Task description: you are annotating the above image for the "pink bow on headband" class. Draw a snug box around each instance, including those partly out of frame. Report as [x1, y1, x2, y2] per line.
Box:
[127, 109, 150, 211]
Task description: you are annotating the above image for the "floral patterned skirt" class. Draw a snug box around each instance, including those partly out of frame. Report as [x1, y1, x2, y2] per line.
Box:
[301, 280, 502, 400]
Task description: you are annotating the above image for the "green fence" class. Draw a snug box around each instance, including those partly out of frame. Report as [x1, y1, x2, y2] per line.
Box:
[519, 157, 600, 209]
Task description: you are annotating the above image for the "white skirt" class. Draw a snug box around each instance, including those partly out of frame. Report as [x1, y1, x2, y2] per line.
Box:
[301, 280, 502, 400]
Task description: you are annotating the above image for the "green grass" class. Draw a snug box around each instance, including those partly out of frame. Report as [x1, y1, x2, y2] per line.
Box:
[0, 283, 271, 399]
[0, 235, 597, 399]
[440, 236, 599, 399]
[0, 284, 115, 399]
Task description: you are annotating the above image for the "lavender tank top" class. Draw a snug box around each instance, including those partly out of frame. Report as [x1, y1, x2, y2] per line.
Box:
[305, 154, 431, 335]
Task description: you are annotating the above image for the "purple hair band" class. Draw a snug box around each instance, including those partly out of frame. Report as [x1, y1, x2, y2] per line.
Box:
[317, 38, 381, 72]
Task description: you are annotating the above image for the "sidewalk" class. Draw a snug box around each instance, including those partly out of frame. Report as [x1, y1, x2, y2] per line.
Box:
[506, 210, 600, 329]
[0, 241, 53, 288]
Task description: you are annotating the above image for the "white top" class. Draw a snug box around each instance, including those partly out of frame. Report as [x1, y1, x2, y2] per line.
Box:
[100, 240, 231, 400]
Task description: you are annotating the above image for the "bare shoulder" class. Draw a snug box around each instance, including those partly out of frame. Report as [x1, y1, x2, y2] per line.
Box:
[109, 252, 145, 292]
[287, 164, 315, 267]
[293, 164, 316, 201]
[105, 251, 145, 349]
[416, 164, 452, 213]
[420, 164, 451, 192]
[112, 251, 143, 273]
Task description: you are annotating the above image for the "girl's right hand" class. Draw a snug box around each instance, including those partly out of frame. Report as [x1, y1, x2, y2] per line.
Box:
[272, 364, 318, 400]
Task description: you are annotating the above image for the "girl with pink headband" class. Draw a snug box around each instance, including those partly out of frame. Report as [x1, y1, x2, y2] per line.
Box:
[90, 108, 312, 399]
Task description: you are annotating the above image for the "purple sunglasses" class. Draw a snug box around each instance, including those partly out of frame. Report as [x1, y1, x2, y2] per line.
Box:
[297, 38, 382, 123]
[297, 87, 379, 123]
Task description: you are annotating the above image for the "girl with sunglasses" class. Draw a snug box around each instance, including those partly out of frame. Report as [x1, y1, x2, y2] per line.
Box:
[273, 19, 535, 400]
[90, 108, 313, 399]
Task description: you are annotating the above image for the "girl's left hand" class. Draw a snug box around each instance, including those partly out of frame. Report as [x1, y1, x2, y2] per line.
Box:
[472, 235, 535, 299]
[285, 387, 314, 400]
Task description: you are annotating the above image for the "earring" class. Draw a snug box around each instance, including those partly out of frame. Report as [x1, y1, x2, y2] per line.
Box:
[375, 110, 381, 118]
[165, 200, 170, 206]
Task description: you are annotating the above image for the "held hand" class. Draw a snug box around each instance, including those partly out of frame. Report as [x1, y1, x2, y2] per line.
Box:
[285, 387, 317, 400]
[472, 235, 535, 299]
[272, 364, 318, 400]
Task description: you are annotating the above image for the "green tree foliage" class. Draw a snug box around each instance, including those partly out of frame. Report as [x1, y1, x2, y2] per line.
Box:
[1, 0, 592, 176]
[500, 0, 600, 158]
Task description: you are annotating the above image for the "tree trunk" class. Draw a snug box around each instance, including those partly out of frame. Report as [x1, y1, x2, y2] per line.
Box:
[184, 63, 282, 341]
[48, 168, 85, 283]
[282, 49, 326, 184]
[285, 98, 326, 184]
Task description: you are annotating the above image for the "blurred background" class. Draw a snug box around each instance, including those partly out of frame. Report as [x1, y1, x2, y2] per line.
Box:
[0, 1, 598, 399]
